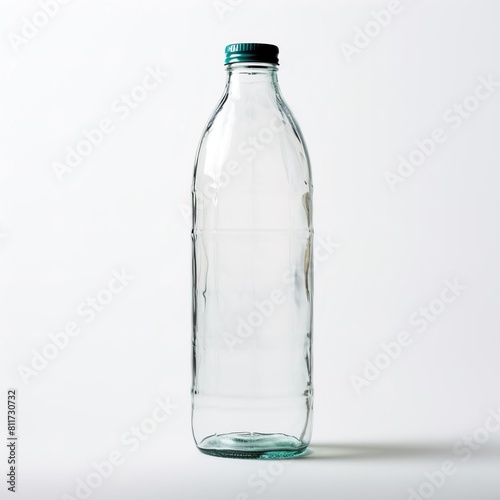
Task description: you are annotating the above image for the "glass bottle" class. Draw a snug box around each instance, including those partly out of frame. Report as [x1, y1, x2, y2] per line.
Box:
[191, 43, 313, 459]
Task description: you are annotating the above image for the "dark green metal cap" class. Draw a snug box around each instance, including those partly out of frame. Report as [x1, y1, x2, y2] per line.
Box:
[224, 43, 279, 65]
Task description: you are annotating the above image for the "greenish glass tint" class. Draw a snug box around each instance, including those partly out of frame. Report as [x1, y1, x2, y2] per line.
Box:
[224, 42, 279, 65]
[198, 433, 307, 459]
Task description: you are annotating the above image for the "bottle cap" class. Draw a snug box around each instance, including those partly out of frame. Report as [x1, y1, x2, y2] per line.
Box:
[224, 43, 279, 65]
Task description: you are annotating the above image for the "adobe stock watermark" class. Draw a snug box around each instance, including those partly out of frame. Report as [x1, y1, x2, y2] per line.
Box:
[350, 277, 466, 394]
[213, 0, 244, 21]
[224, 235, 338, 350]
[223, 288, 286, 350]
[237, 115, 285, 161]
[61, 396, 178, 500]
[384, 75, 500, 191]
[7, 0, 74, 53]
[408, 406, 500, 500]
[17, 268, 134, 385]
[192, 159, 243, 216]
[340, 0, 409, 63]
[179, 114, 286, 226]
[51, 64, 169, 182]
[235, 460, 285, 500]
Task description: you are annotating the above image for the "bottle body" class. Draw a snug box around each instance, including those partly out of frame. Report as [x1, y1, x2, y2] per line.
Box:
[191, 55, 313, 458]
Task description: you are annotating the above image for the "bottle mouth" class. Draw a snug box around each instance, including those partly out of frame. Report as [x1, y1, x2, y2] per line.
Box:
[224, 43, 279, 65]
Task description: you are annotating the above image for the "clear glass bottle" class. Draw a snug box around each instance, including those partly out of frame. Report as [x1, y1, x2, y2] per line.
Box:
[191, 43, 313, 459]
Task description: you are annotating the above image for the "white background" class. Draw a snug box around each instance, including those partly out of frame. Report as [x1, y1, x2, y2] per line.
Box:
[1, 0, 500, 499]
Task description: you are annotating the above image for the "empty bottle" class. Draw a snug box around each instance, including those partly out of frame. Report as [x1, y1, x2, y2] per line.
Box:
[191, 43, 313, 459]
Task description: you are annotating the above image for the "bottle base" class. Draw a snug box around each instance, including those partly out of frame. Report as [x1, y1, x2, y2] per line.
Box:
[197, 432, 308, 459]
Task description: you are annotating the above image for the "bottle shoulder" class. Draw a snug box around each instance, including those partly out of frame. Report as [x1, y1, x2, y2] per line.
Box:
[193, 91, 312, 186]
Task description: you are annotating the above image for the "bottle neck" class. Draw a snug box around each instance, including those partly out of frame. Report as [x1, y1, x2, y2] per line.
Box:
[225, 63, 280, 98]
